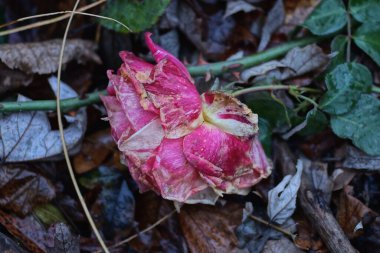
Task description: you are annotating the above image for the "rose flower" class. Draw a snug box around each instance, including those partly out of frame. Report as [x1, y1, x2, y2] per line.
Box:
[101, 33, 271, 204]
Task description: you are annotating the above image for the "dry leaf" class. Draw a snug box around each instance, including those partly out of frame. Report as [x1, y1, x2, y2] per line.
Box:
[0, 77, 87, 162]
[294, 216, 328, 252]
[267, 159, 303, 224]
[0, 39, 101, 74]
[258, 0, 285, 51]
[224, 0, 259, 18]
[336, 185, 375, 239]
[263, 237, 303, 253]
[0, 64, 33, 96]
[331, 169, 355, 191]
[0, 164, 55, 216]
[0, 231, 28, 253]
[343, 145, 380, 172]
[241, 44, 329, 82]
[179, 203, 247, 253]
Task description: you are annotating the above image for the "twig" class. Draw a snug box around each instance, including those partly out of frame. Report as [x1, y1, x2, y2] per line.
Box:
[17, 10, 131, 32]
[94, 210, 176, 253]
[55, 1, 109, 252]
[249, 214, 296, 241]
[0, 0, 106, 36]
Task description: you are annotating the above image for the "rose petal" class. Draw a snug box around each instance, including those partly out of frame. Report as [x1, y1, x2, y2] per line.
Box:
[108, 72, 158, 131]
[100, 95, 132, 141]
[151, 138, 218, 204]
[144, 59, 203, 138]
[183, 123, 268, 194]
[202, 91, 258, 137]
[145, 32, 191, 80]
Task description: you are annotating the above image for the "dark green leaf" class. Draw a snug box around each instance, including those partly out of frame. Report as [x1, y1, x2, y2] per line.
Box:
[303, 0, 347, 35]
[353, 22, 380, 66]
[319, 63, 372, 115]
[327, 35, 347, 72]
[349, 0, 380, 23]
[298, 108, 328, 136]
[100, 0, 170, 33]
[331, 94, 380, 156]
[258, 118, 272, 156]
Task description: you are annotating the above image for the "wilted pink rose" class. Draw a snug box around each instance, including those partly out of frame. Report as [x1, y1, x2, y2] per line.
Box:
[101, 32, 271, 204]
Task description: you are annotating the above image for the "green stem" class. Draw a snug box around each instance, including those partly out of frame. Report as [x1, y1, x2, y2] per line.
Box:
[232, 85, 319, 97]
[372, 86, 380, 94]
[0, 36, 324, 113]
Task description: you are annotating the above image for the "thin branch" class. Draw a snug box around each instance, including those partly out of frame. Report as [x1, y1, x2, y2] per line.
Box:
[55, 1, 109, 252]
[94, 210, 176, 253]
[0, 0, 106, 36]
[249, 214, 296, 241]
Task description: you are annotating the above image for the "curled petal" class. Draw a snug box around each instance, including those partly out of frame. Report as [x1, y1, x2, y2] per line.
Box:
[109, 72, 158, 131]
[145, 59, 203, 138]
[119, 51, 153, 74]
[100, 95, 132, 141]
[183, 123, 268, 194]
[202, 92, 258, 137]
[151, 138, 218, 204]
[145, 32, 191, 80]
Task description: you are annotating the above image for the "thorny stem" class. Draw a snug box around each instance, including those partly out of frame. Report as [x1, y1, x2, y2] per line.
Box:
[56, 1, 109, 252]
[346, 12, 352, 63]
[0, 36, 325, 113]
[249, 214, 296, 241]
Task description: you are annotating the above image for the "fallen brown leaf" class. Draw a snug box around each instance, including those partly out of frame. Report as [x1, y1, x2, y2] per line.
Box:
[343, 145, 380, 172]
[336, 185, 376, 239]
[179, 203, 247, 253]
[0, 39, 101, 74]
[294, 215, 328, 252]
[0, 164, 55, 216]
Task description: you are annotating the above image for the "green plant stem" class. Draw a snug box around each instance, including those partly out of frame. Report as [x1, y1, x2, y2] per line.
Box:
[232, 85, 319, 97]
[372, 86, 380, 94]
[0, 36, 324, 113]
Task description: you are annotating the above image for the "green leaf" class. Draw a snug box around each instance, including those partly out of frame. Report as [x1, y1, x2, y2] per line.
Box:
[319, 63, 372, 115]
[298, 108, 328, 136]
[100, 0, 170, 33]
[246, 91, 297, 130]
[349, 0, 380, 23]
[331, 94, 380, 155]
[33, 204, 66, 226]
[327, 35, 347, 72]
[258, 117, 272, 156]
[303, 0, 347, 35]
[353, 23, 380, 66]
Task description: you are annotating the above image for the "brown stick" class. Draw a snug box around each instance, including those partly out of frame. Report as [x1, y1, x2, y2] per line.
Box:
[273, 140, 357, 253]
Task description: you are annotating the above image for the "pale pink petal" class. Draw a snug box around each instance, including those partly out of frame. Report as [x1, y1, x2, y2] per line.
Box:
[202, 92, 258, 137]
[108, 72, 158, 131]
[151, 138, 218, 204]
[183, 123, 269, 194]
[145, 32, 191, 80]
[144, 59, 203, 138]
[100, 95, 132, 142]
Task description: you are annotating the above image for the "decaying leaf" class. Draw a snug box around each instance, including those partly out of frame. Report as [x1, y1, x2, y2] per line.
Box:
[235, 203, 282, 253]
[0, 164, 55, 216]
[0, 231, 28, 253]
[241, 44, 329, 82]
[0, 77, 87, 162]
[0, 39, 101, 74]
[331, 169, 355, 191]
[343, 145, 380, 172]
[0, 65, 33, 96]
[46, 223, 80, 253]
[224, 0, 259, 18]
[352, 213, 380, 253]
[262, 237, 303, 253]
[267, 159, 303, 224]
[179, 203, 246, 253]
[258, 0, 285, 51]
[336, 186, 375, 239]
[294, 216, 328, 252]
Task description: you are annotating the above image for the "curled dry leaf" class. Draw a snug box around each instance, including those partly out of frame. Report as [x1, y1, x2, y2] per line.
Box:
[336, 185, 375, 239]
[179, 203, 247, 253]
[224, 0, 259, 18]
[267, 159, 303, 225]
[0, 77, 87, 162]
[0, 164, 55, 217]
[0, 39, 101, 74]
[241, 44, 329, 82]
